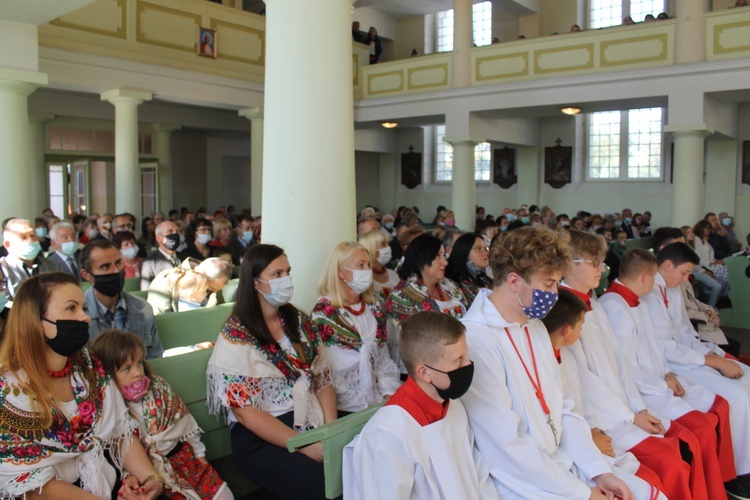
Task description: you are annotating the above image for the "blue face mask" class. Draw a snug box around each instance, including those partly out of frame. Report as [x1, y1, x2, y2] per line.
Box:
[506, 214, 517, 222]
[60, 241, 78, 257]
[515, 278, 558, 319]
[722, 217, 732, 226]
[241, 231, 254, 243]
[500, 225, 508, 232]
[623, 217, 632, 225]
[13, 241, 42, 261]
[614, 220, 623, 227]
[178, 298, 206, 312]
[521, 216, 530, 225]
[35, 227, 47, 239]
[0, 293, 8, 312]
[384, 222, 394, 230]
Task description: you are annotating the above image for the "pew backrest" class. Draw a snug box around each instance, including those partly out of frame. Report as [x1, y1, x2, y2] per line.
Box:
[154, 302, 233, 350]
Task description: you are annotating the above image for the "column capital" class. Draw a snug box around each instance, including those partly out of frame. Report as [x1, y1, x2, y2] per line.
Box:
[664, 123, 711, 137]
[100, 88, 153, 105]
[239, 107, 264, 120]
[444, 135, 482, 146]
[28, 113, 55, 123]
[0, 68, 47, 97]
[151, 122, 181, 133]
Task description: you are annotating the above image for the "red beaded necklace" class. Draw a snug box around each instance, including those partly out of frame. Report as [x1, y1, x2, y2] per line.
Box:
[343, 298, 367, 316]
[432, 283, 447, 301]
[49, 358, 73, 379]
[373, 266, 387, 275]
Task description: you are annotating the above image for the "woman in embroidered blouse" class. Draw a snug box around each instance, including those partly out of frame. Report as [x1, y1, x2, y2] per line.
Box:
[445, 233, 492, 307]
[385, 234, 467, 371]
[311, 242, 400, 415]
[359, 229, 399, 304]
[0, 272, 164, 499]
[206, 244, 336, 500]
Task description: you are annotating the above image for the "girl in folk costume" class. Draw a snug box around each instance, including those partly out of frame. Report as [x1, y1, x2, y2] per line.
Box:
[445, 233, 493, 307]
[311, 242, 400, 415]
[359, 229, 399, 304]
[91, 330, 233, 500]
[0, 272, 164, 499]
[385, 235, 467, 370]
[206, 244, 337, 500]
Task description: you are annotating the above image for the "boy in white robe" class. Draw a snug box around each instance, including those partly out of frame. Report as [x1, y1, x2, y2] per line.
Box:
[542, 288, 666, 500]
[561, 229, 699, 499]
[460, 226, 632, 500]
[643, 241, 750, 496]
[344, 311, 499, 500]
[600, 248, 733, 499]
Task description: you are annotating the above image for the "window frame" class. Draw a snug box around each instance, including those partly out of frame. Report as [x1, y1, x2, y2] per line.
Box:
[585, 107, 665, 182]
[434, 125, 493, 184]
[587, 0, 666, 29]
[436, 1, 493, 52]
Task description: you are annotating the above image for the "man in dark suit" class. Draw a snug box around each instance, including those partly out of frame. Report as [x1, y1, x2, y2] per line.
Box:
[140, 220, 181, 290]
[0, 218, 64, 300]
[620, 208, 635, 239]
[228, 215, 256, 265]
[46, 221, 82, 280]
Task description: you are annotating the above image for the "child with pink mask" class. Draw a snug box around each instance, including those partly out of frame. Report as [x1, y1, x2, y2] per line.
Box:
[91, 330, 234, 500]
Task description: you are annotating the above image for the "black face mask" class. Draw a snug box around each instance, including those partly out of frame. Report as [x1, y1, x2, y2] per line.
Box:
[425, 362, 475, 400]
[92, 270, 126, 297]
[163, 233, 180, 250]
[43, 318, 90, 357]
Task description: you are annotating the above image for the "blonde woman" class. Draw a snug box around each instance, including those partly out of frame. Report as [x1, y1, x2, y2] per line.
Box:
[359, 229, 399, 304]
[210, 219, 233, 248]
[311, 242, 400, 415]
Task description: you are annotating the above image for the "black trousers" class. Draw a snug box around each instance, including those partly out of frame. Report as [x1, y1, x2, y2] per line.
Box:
[231, 411, 325, 500]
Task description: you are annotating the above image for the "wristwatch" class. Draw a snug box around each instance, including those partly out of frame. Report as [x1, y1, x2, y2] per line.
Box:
[143, 473, 167, 486]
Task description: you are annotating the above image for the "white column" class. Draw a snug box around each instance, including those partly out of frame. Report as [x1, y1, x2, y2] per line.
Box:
[447, 139, 478, 231]
[517, 146, 540, 206]
[101, 89, 152, 218]
[28, 113, 54, 216]
[152, 123, 180, 214]
[668, 127, 709, 227]
[452, 0, 473, 88]
[239, 107, 264, 217]
[263, 0, 356, 310]
[674, 0, 707, 64]
[0, 69, 47, 219]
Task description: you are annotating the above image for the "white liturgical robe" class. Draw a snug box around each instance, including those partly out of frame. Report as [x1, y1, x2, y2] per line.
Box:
[461, 289, 611, 499]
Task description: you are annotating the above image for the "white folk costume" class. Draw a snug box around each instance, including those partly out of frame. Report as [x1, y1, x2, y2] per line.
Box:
[372, 268, 399, 305]
[343, 377, 499, 500]
[601, 280, 734, 499]
[128, 375, 229, 500]
[460, 289, 611, 499]
[310, 297, 400, 413]
[561, 285, 693, 499]
[206, 310, 331, 431]
[642, 272, 750, 475]
[556, 347, 666, 500]
[0, 349, 134, 499]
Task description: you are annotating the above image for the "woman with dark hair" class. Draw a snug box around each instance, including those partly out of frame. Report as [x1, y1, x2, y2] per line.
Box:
[138, 216, 156, 249]
[445, 233, 492, 306]
[0, 272, 164, 499]
[206, 244, 336, 499]
[113, 230, 142, 278]
[367, 26, 383, 64]
[178, 217, 213, 261]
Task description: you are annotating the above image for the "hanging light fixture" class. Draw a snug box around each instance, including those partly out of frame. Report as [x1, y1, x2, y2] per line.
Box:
[561, 107, 581, 115]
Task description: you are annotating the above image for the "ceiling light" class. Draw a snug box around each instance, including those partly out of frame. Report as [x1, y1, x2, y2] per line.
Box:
[381, 122, 398, 129]
[561, 107, 581, 115]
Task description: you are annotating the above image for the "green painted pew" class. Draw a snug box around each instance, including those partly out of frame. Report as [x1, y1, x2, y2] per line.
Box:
[287, 403, 384, 499]
[222, 278, 239, 303]
[724, 255, 750, 329]
[129, 290, 148, 300]
[595, 264, 611, 297]
[154, 302, 233, 350]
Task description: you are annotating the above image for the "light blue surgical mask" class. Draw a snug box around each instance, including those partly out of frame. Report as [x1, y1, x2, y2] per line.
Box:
[60, 241, 78, 257]
[35, 227, 47, 239]
[521, 216, 530, 224]
[623, 217, 633, 225]
[384, 222, 394, 230]
[196, 233, 212, 245]
[13, 241, 42, 261]
[0, 293, 8, 311]
[722, 217, 732, 226]
[241, 231, 254, 243]
[506, 214, 517, 222]
[178, 298, 206, 312]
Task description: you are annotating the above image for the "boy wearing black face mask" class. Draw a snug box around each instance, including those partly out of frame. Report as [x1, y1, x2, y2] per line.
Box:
[460, 226, 632, 500]
[80, 239, 163, 359]
[344, 311, 498, 500]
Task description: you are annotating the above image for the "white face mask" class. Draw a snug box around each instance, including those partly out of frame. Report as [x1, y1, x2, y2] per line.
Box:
[87, 229, 99, 239]
[60, 241, 78, 257]
[178, 298, 204, 312]
[376, 247, 392, 266]
[256, 275, 294, 307]
[196, 233, 212, 245]
[121, 247, 138, 260]
[344, 268, 373, 294]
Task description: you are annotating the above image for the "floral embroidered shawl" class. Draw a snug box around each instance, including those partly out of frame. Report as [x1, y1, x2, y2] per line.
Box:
[385, 275, 467, 323]
[310, 297, 387, 351]
[0, 349, 134, 498]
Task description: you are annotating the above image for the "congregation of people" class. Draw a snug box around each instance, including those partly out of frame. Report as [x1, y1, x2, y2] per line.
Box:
[2, 200, 750, 499]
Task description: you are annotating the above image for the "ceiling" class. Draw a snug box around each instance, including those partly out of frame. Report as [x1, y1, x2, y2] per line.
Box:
[0, 0, 96, 25]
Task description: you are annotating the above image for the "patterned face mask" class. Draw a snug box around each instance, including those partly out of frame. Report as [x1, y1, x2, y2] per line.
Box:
[120, 376, 151, 402]
[514, 277, 558, 319]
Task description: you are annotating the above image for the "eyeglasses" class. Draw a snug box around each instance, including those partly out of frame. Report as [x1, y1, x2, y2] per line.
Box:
[572, 259, 604, 268]
[471, 245, 489, 253]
